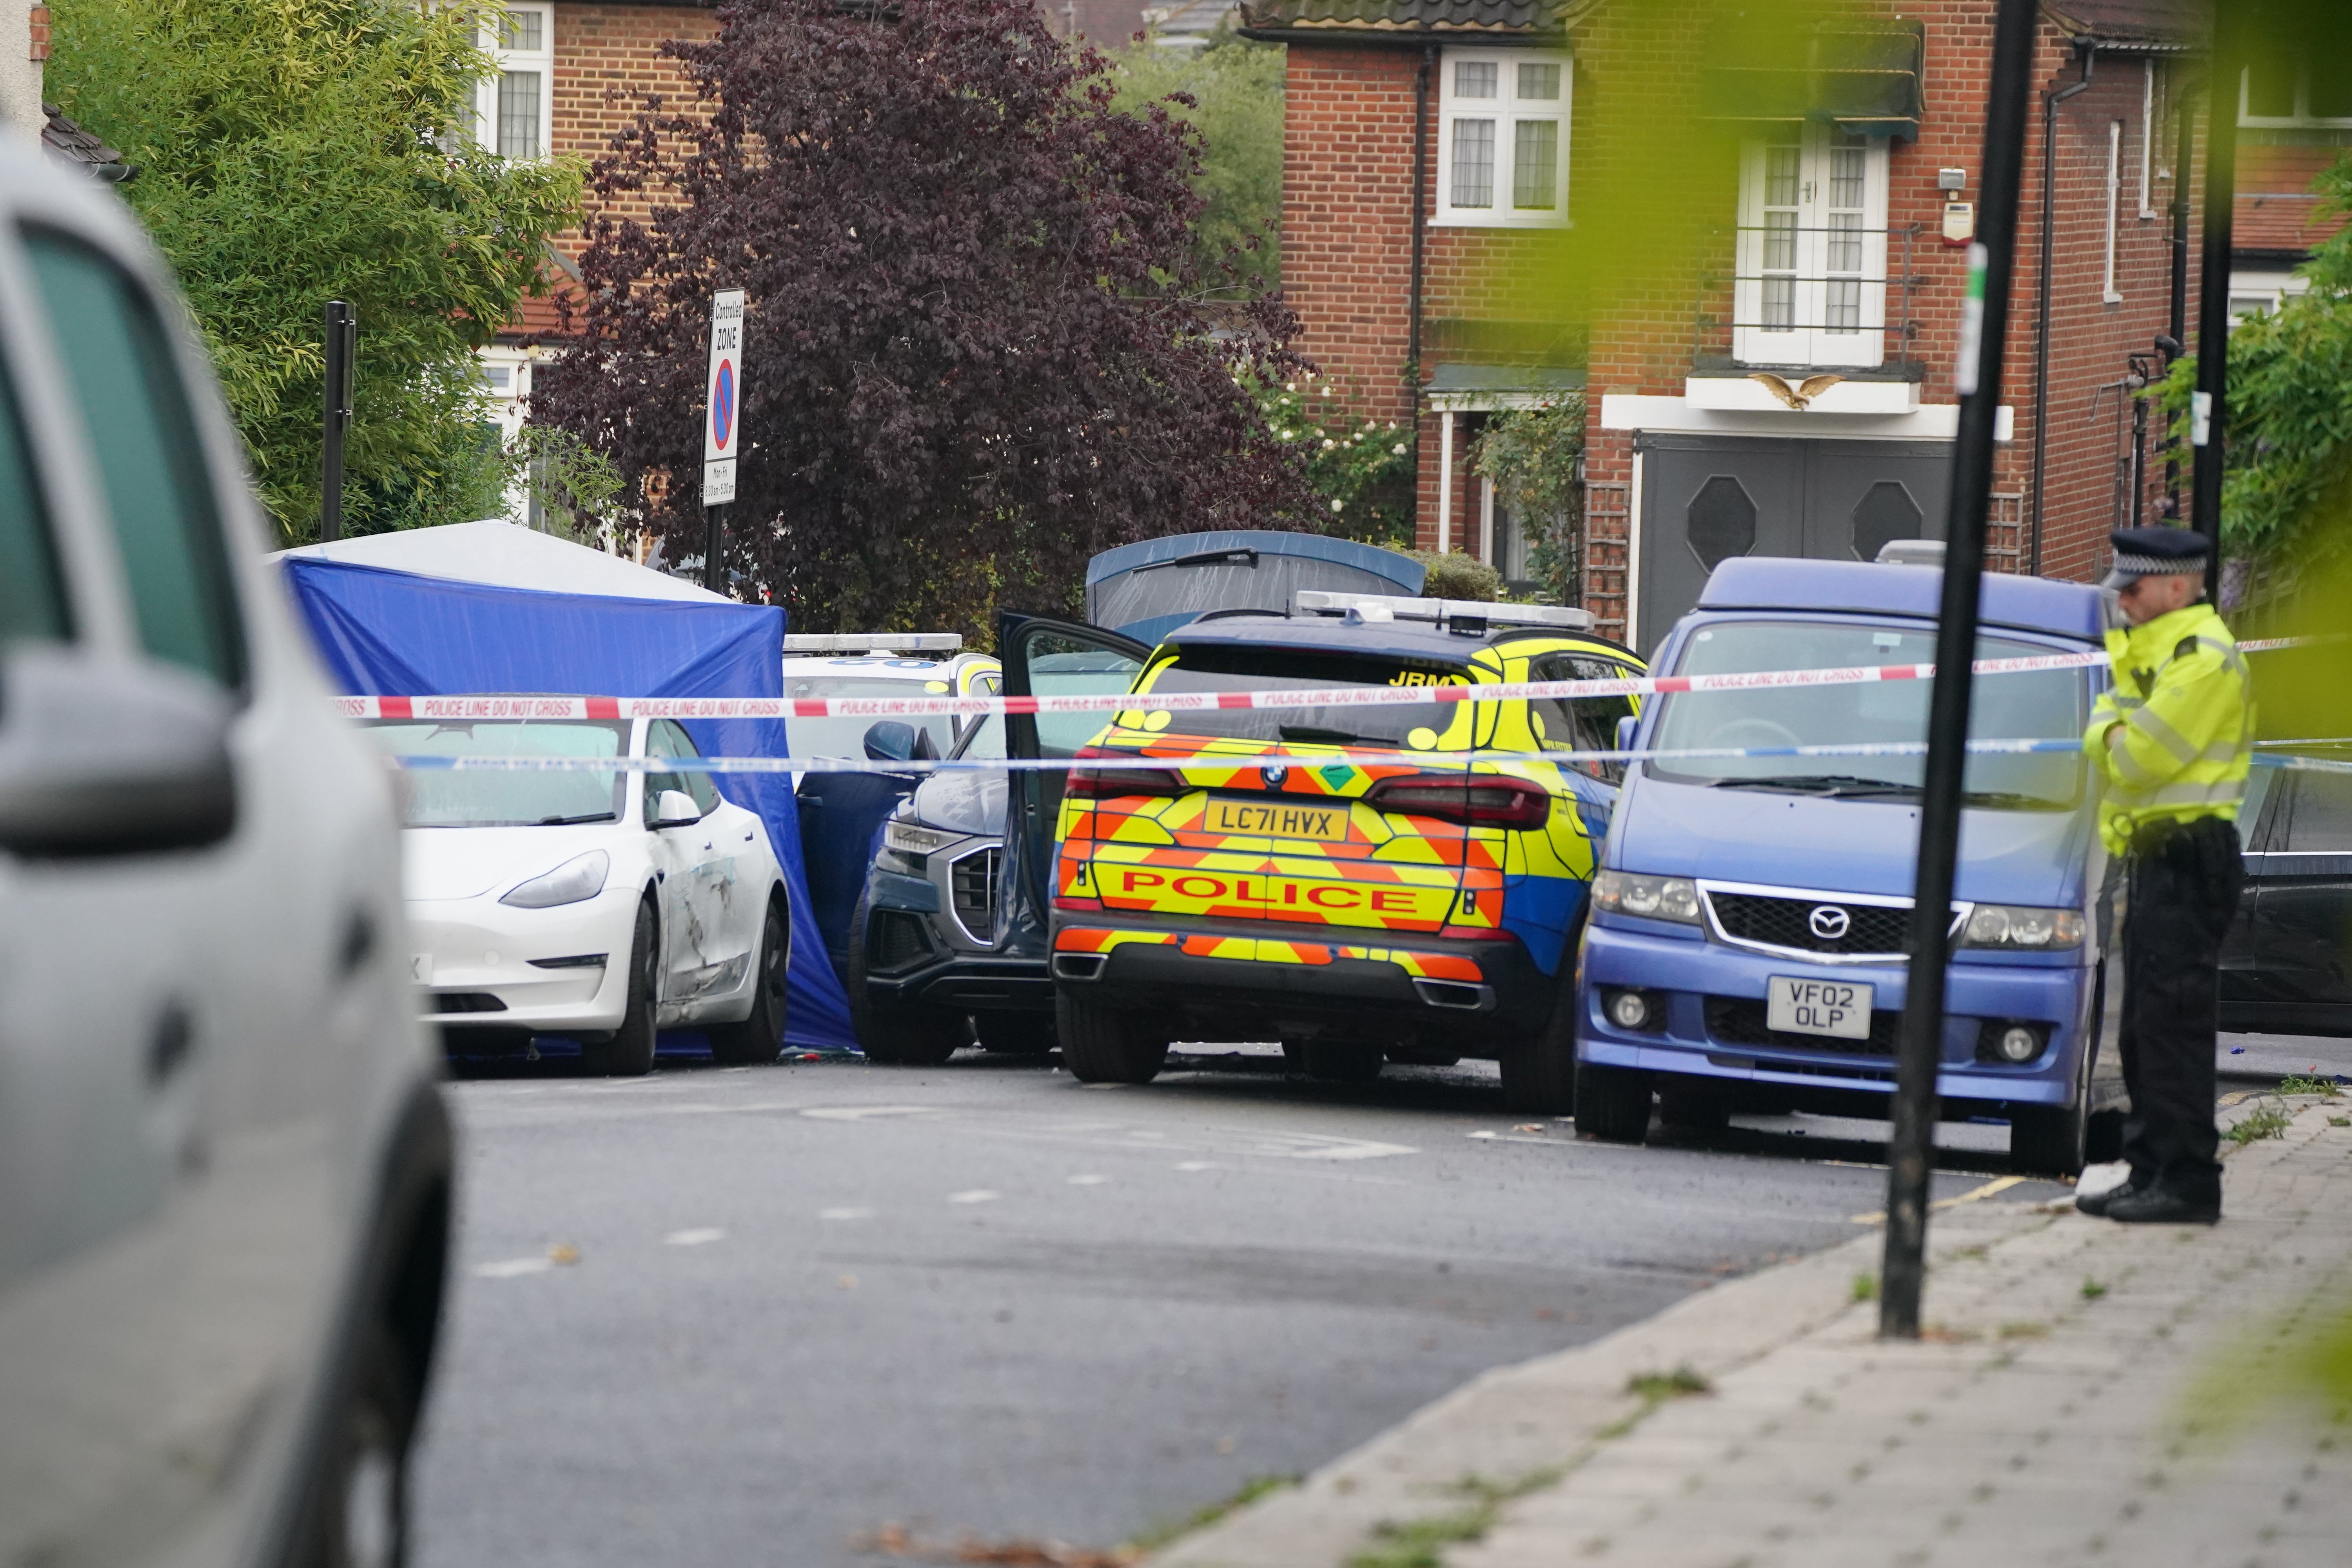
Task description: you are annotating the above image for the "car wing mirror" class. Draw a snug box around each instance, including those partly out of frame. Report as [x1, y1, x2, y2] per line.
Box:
[0, 646, 236, 858]
[864, 720, 918, 763]
[1615, 714, 1639, 754]
[650, 788, 702, 829]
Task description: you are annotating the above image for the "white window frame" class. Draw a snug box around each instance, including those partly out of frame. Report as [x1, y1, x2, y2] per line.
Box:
[1433, 48, 1572, 230]
[2238, 62, 2352, 129]
[477, 4, 555, 160]
[2102, 119, 2124, 304]
[2137, 60, 2162, 219]
[1732, 124, 1891, 369]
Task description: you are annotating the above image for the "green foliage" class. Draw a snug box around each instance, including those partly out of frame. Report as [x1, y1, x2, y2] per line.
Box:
[2081, 1278, 2109, 1301]
[1257, 375, 1417, 546]
[2278, 1074, 2343, 1098]
[1625, 1366, 1712, 1401]
[2225, 1104, 2294, 1144]
[49, 0, 583, 542]
[1107, 27, 1285, 292]
[1124, 1474, 1298, 1555]
[1348, 1470, 1563, 1568]
[2160, 151, 2352, 573]
[1472, 397, 1586, 603]
[1409, 550, 1503, 602]
[503, 425, 625, 547]
[1852, 1272, 1880, 1303]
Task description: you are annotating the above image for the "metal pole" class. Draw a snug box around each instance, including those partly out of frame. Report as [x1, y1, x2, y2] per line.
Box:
[702, 503, 724, 593]
[2163, 74, 2200, 515]
[2190, 0, 2239, 602]
[320, 300, 355, 543]
[1880, 0, 2038, 1341]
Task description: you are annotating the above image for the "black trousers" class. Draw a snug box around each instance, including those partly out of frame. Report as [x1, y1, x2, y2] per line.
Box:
[2118, 814, 2245, 1203]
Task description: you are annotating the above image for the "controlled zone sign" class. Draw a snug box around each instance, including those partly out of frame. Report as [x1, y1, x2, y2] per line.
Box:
[702, 288, 746, 505]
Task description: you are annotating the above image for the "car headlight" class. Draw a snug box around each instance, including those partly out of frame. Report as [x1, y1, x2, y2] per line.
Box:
[499, 850, 610, 909]
[1592, 869, 1700, 924]
[884, 820, 957, 856]
[1959, 903, 2085, 950]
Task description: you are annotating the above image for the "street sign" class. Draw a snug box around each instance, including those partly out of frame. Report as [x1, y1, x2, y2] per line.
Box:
[702, 288, 745, 505]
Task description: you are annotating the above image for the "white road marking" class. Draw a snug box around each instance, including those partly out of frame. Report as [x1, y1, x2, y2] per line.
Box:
[802, 1105, 941, 1122]
[818, 1207, 873, 1221]
[665, 1227, 726, 1246]
[1174, 1161, 1217, 1172]
[1067, 1174, 1109, 1185]
[1849, 1174, 2027, 1225]
[476, 1256, 555, 1279]
[948, 1189, 1000, 1204]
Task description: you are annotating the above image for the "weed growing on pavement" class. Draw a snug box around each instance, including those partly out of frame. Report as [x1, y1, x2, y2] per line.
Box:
[2278, 1075, 2341, 1098]
[2082, 1278, 2109, 1301]
[2227, 1106, 2294, 1145]
[1123, 1475, 1298, 1556]
[1999, 1321, 2051, 1339]
[2330, 1116, 2350, 1128]
[1853, 1272, 1880, 1303]
[1347, 1470, 1563, 1568]
[1626, 1367, 1713, 1401]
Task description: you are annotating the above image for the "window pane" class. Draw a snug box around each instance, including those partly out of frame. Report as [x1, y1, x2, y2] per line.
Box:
[2243, 60, 2295, 118]
[1762, 210, 1797, 271]
[499, 9, 544, 51]
[1455, 61, 1497, 98]
[24, 230, 240, 686]
[2287, 774, 2352, 852]
[1825, 278, 1861, 332]
[1764, 140, 1800, 207]
[1829, 138, 1866, 209]
[497, 70, 541, 158]
[0, 359, 65, 645]
[1512, 120, 1557, 209]
[1517, 63, 1560, 100]
[1762, 276, 1795, 330]
[1826, 211, 1863, 273]
[1452, 119, 1495, 207]
[2310, 22, 2352, 119]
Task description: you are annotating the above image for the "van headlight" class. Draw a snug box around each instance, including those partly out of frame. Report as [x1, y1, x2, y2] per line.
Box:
[1592, 870, 1700, 924]
[1959, 904, 2085, 949]
[499, 850, 610, 909]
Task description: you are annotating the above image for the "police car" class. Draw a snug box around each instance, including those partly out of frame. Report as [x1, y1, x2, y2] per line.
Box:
[783, 634, 1001, 975]
[1041, 592, 1645, 1109]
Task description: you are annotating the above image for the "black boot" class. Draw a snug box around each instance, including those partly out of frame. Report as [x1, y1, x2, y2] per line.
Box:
[2105, 1184, 2221, 1225]
[2074, 1176, 2140, 1218]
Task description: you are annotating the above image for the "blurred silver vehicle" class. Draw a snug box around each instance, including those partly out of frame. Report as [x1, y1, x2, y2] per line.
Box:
[0, 151, 446, 1563]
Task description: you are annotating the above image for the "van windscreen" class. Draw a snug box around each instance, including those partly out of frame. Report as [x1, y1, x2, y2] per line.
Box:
[1647, 621, 2088, 809]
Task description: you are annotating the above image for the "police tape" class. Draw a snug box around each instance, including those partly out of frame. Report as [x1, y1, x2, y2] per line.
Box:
[378, 739, 2352, 777]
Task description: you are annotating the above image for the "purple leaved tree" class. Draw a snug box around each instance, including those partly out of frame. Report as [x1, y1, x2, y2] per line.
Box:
[532, 0, 1314, 635]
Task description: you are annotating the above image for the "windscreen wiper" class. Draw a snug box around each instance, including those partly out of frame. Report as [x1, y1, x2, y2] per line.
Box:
[1278, 724, 1399, 748]
[1700, 774, 1918, 797]
[1960, 790, 2071, 811]
[535, 811, 619, 825]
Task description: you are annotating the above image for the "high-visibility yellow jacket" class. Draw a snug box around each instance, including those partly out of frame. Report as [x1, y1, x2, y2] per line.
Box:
[2084, 600, 2254, 855]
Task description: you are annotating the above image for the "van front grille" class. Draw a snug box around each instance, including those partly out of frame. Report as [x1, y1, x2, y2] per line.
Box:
[1706, 891, 1914, 957]
[951, 848, 1001, 942]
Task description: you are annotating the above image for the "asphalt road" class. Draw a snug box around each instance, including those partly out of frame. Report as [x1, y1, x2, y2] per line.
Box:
[410, 1045, 2083, 1566]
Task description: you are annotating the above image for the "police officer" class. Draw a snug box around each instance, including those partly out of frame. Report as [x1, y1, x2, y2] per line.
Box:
[2075, 527, 2253, 1225]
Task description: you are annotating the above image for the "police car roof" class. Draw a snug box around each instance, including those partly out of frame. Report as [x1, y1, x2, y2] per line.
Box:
[1161, 612, 1633, 665]
[1696, 558, 2106, 642]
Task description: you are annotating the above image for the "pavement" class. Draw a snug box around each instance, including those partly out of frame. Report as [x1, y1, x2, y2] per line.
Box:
[1151, 1088, 2352, 1568]
[411, 1046, 2072, 1566]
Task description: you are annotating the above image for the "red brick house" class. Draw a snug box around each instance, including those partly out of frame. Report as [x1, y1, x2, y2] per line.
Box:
[2230, 5, 2351, 315]
[1240, 0, 2211, 651]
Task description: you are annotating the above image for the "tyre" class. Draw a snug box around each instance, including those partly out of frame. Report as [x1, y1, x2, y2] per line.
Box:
[1299, 1039, 1384, 1083]
[975, 1013, 1055, 1055]
[1055, 989, 1168, 1084]
[1385, 1046, 1461, 1067]
[294, 1323, 414, 1568]
[1499, 982, 1579, 1115]
[846, 890, 964, 1065]
[581, 899, 658, 1076]
[2085, 1107, 2125, 1165]
[2010, 1098, 2090, 1178]
[1573, 1061, 1653, 1142]
[1657, 1083, 1731, 1134]
[708, 898, 789, 1065]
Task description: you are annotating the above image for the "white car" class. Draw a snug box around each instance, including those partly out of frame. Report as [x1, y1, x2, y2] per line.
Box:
[366, 713, 791, 1073]
[0, 150, 444, 1563]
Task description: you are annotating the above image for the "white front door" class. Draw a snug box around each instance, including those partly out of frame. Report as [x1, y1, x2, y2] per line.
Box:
[1735, 123, 1890, 369]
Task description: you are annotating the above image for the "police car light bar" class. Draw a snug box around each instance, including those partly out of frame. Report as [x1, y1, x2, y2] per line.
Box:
[1292, 592, 1596, 634]
[783, 633, 964, 653]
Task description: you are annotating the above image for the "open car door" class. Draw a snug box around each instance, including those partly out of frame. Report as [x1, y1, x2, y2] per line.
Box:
[993, 611, 1154, 967]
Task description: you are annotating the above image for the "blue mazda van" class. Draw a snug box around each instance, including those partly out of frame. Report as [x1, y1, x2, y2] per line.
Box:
[1573, 557, 2124, 1176]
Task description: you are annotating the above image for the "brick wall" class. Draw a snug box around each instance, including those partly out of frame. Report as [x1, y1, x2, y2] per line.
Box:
[550, 3, 723, 253]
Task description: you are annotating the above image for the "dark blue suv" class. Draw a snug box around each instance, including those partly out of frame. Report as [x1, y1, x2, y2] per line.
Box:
[1573, 557, 2125, 1176]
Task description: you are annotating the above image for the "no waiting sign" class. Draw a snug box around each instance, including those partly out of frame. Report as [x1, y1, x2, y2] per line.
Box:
[702, 288, 745, 505]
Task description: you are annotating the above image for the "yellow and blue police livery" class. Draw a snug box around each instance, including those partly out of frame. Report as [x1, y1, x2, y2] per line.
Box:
[1048, 593, 1643, 1107]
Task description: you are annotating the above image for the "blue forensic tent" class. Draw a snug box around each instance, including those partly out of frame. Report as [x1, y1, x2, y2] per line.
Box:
[277, 550, 857, 1053]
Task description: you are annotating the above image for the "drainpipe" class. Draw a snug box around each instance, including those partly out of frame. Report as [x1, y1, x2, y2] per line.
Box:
[2161, 73, 2200, 515]
[2028, 41, 2094, 577]
[1408, 44, 1433, 382]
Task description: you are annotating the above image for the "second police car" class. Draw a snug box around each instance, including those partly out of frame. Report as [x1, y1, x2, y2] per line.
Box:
[1044, 592, 1644, 1110]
